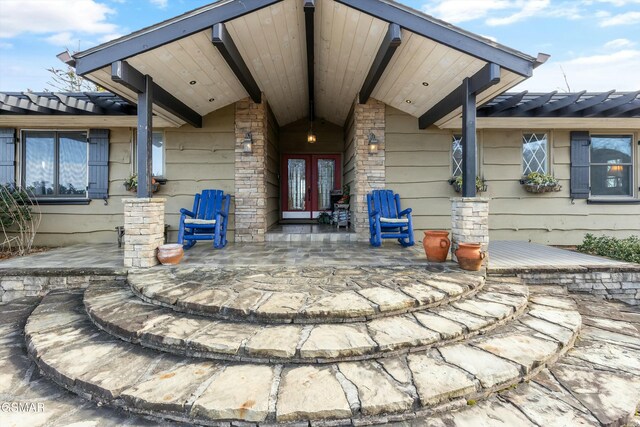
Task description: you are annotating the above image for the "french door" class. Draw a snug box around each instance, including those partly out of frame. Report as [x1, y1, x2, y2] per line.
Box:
[281, 154, 341, 219]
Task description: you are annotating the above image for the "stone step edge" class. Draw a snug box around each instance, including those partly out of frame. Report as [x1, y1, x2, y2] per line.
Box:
[85, 285, 529, 364]
[128, 278, 487, 325]
[25, 313, 580, 427]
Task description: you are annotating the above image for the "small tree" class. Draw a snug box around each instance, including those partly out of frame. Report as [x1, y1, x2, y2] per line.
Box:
[45, 65, 103, 92]
[0, 185, 42, 255]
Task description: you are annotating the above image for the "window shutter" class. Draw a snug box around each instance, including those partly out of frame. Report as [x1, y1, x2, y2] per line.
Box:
[88, 129, 110, 199]
[0, 128, 16, 186]
[570, 131, 590, 199]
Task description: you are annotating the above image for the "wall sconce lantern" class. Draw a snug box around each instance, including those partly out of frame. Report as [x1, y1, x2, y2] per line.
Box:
[242, 132, 253, 153]
[368, 132, 379, 154]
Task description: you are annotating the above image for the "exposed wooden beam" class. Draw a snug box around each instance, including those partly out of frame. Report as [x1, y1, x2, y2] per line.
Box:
[418, 63, 500, 129]
[75, 0, 282, 75]
[461, 77, 477, 198]
[514, 91, 557, 113]
[137, 75, 153, 198]
[533, 90, 585, 115]
[304, 0, 315, 120]
[607, 99, 640, 117]
[581, 91, 640, 117]
[556, 90, 614, 116]
[111, 60, 203, 128]
[480, 90, 527, 116]
[212, 23, 262, 104]
[359, 23, 401, 104]
[335, 0, 535, 77]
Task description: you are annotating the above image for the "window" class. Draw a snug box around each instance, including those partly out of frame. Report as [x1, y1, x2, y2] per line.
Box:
[132, 131, 165, 177]
[522, 133, 548, 175]
[451, 134, 479, 177]
[590, 135, 633, 197]
[22, 131, 87, 197]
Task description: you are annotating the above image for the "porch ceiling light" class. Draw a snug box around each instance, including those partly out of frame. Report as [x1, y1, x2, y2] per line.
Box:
[307, 120, 316, 144]
[243, 132, 253, 153]
[368, 132, 379, 154]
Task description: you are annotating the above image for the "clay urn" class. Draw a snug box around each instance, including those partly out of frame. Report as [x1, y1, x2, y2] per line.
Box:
[423, 230, 451, 262]
[157, 244, 184, 265]
[455, 243, 486, 271]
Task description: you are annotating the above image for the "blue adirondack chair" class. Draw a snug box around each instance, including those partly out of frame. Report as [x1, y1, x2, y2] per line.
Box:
[367, 189, 414, 247]
[177, 190, 230, 249]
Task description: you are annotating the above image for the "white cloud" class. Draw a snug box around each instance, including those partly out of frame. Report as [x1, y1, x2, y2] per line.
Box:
[583, 0, 640, 6]
[604, 38, 635, 49]
[421, 0, 514, 24]
[45, 32, 77, 47]
[149, 0, 168, 8]
[516, 49, 640, 92]
[481, 34, 499, 42]
[486, 0, 550, 25]
[0, 0, 117, 39]
[599, 11, 640, 26]
[99, 33, 126, 43]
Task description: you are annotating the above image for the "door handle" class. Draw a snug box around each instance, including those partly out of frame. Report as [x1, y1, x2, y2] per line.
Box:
[308, 187, 311, 201]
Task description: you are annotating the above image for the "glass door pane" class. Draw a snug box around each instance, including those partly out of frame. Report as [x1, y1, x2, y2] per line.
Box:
[317, 159, 335, 210]
[288, 158, 307, 210]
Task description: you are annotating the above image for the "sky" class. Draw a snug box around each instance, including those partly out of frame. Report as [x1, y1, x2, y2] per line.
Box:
[0, 0, 639, 93]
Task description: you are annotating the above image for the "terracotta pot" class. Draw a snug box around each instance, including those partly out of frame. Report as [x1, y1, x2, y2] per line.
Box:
[423, 230, 450, 262]
[157, 244, 184, 265]
[455, 243, 486, 271]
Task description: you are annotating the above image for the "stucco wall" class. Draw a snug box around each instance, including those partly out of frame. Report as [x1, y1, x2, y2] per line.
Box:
[386, 106, 640, 245]
[26, 105, 235, 246]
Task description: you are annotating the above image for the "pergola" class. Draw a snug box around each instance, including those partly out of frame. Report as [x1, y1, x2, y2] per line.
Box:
[70, 0, 541, 198]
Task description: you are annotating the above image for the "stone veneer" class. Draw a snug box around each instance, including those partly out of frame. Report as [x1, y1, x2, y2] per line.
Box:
[123, 198, 165, 268]
[352, 98, 386, 239]
[0, 273, 125, 302]
[234, 98, 268, 243]
[451, 197, 490, 262]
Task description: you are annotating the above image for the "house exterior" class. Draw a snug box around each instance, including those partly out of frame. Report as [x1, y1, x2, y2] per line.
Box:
[0, 0, 638, 256]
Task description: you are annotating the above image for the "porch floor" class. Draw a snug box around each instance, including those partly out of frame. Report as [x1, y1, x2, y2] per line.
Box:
[0, 240, 633, 272]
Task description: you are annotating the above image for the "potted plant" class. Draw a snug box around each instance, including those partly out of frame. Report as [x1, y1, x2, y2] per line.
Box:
[124, 174, 160, 193]
[449, 176, 487, 193]
[520, 172, 561, 193]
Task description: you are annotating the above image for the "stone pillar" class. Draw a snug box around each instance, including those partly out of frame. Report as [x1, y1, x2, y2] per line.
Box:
[234, 97, 268, 243]
[352, 98, 386, 240]
[451, 197, 489, 262]
[123, 198, 166, 268]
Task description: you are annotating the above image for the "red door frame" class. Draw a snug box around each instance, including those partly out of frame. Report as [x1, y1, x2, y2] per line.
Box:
[281, 154, 342, 219]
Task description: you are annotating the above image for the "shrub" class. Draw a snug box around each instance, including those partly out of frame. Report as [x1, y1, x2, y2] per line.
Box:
[577, 233, 640, 264]
[0, 185, 41, 256]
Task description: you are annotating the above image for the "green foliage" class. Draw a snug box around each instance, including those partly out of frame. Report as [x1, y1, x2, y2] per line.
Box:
[577, 233, 640, 264]
[467, 400, 477, 406]
[522, 172, 559, 186]
[452, 176, 486, 192]
[0, 185, 32, 228]
[317, 212, 332, 224]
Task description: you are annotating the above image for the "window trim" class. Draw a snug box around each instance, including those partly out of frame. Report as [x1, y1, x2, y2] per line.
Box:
[131, 129, 166, 179]
[588, 133, 636, 199]
[20, 128, 89, 200]
[521, 131, 551, 176]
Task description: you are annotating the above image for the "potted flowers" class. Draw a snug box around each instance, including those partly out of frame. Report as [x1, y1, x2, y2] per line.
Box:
[124, 174, 160, 193]
[520, 172, 561, 193]
[450, 176, 487, 193]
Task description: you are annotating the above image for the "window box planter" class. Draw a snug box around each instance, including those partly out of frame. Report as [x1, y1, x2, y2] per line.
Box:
[449, 177, 487, 193]
[520, 172, 561, 194]
[124, 175, 162, 193]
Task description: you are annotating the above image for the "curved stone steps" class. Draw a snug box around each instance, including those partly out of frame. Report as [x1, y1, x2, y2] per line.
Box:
[84, 281, 528, 363]
[128, 266, 485, 324]
[26, 290, 581, 426]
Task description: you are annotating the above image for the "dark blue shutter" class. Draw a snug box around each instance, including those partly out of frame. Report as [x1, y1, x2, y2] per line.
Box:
[570, 131, 590, 199]
[0, 128, 16, 186]
[88, 129, 109, 199]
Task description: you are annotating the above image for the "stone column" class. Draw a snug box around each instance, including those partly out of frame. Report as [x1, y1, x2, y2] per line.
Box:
[234, 97, 268, 243]
[352, 98, 386, 240]
[123, 198, 165, 268]
[451, 197, 489, 262]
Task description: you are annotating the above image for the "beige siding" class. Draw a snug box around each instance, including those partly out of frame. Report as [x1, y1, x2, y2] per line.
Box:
[386, 106, 640, 245]
[266, 105, 280, 229]
[26, 105, 235, 246]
